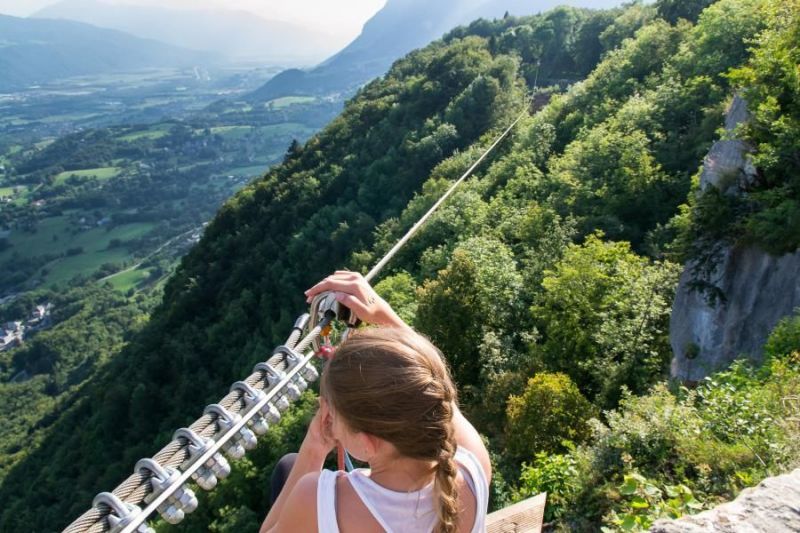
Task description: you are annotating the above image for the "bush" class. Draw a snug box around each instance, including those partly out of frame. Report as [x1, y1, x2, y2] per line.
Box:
[764, 310, 800, 363]
[505, 372, 596, 459]
[515, 452, 580, 522]
[603, 473, 703, 531]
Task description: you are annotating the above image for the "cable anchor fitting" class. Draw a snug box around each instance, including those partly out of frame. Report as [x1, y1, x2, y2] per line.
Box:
[135, 458, 198, 524]
[173, 428, 231, 491]
[92, 492, 153, 533]
[253, 362, 291, 411]
[204, 404, 257, 459]
[230, 381, 281, 435]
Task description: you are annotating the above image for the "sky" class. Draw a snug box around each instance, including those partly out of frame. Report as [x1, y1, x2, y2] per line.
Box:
[0, 0, 388, 38]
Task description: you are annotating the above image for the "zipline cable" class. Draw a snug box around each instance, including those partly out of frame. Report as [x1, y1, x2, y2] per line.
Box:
[365, 96, 531, 283]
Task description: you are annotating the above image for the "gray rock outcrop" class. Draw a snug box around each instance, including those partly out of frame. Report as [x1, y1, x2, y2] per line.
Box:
[649, 468, 800, 532]
[699, 95, 758, 194]
[670, 246, 800, 381]
[669, 95, 800, 381]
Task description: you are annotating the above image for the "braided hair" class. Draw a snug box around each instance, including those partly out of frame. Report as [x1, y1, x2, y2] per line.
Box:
[320, 327, 460, 533]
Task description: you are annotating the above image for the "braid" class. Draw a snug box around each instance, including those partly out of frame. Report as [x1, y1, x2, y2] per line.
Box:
[434, 400, 459, 533]
[323, 327, 463, 531]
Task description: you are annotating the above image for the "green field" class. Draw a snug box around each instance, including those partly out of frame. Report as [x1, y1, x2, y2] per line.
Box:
[106, 267, 152, 292]
[266, 96, 316, 109]
[0, 186, 20, 198]
[208, 123, 313, 141]
[210, 125, 254, 139]
[0, 216, 155, 286]
[38, 113, 99, 124]
[117, 125, 170, 142]
[227, 163, 270, 178]
[53, 167, 121, 185]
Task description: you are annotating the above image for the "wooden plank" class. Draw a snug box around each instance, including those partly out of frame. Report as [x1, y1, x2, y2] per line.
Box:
[486, 493, 547, 533]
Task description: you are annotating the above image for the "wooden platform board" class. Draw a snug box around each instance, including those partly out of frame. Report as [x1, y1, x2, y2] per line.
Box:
[486, 493, 547, 533]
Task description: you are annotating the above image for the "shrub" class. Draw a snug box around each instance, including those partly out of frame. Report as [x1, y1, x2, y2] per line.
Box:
[764, 310, 800, 363]
[515, 452, 580, 522]
[506, 372, 596, 459]
[602, 472, 703, 531]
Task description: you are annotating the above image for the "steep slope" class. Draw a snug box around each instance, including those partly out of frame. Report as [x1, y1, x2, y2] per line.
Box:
[33, 0, 332, 64]
[0, 14, 209, 91]
[0, 6, 618, 530]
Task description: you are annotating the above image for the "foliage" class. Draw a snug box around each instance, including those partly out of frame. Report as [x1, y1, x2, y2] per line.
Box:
[532, 235, 680, 406]
[655, 0, 715, 24]
[764, 310, 800, 363]
[505, 372, 595, 459]
[603, 473, 702, 531]
[416, 237, 524, 388]
[561, 356, 800, 529]
[515, 451, 580, 522]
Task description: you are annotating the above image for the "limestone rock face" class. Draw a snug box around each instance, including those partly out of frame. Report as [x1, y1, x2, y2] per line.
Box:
[670, 246, 800, 381]
[649, 468, 800, 532]
[669, 94, 800, 381]
[699, 95, 758, 195]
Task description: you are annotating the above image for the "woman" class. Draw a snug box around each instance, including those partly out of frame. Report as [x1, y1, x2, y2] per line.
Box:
[260, 271, 491, 533]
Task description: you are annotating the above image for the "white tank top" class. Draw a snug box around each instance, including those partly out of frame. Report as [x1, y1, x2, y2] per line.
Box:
[317, 447, 489, 533]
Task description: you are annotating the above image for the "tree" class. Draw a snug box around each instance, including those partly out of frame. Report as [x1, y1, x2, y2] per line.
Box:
[531, 234, 681, 406]
[505, 372, 596, 459]
[656, 0, 714, 24]
[416, 237, 523, 388]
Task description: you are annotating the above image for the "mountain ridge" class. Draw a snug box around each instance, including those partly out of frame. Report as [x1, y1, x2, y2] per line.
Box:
[33, 0, 334, 64]
[0, 14, 210, 91]
[247, 0, 627, 102]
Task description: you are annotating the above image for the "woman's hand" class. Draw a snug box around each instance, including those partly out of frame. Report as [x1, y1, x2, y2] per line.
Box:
[303, 397, 336, 459]
[304, 270, 407, 328]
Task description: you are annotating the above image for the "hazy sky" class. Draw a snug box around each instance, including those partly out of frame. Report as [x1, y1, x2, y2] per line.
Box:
[0, 0, 388, 37]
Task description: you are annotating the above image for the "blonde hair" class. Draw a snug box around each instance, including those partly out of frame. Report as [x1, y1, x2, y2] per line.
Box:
[320, 327, 460, 533]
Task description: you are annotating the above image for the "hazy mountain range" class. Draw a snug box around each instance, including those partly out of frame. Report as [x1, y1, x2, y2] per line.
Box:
[33, 0, 335, 64]
[248, 0, 626, 101]
[0, 14, 208, 91]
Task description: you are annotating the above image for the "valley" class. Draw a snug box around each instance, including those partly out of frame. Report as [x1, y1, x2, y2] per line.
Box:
[0, 67, 342, 298]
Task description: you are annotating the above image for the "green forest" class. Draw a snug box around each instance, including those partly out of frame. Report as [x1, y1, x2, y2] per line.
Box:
[0, 0, 798, 531]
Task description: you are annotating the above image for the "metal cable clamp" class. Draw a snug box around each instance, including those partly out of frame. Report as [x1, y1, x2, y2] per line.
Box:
[253, 362, 292, 411]
[272, 345, 318, 393]
[173, 428, 231, 491]
[204, 404, 257, 459]
[230, 381, 281, 435]
[92, 493, 153, 533]
[135, 459, 198, 524]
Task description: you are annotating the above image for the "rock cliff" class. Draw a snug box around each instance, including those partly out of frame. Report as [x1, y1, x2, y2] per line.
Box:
[649, 468, 800, 532]
[669, 96, 800, 381]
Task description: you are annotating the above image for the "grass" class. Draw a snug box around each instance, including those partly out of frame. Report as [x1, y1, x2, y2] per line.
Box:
[38, 113, 99, 124]
[210, 125, 254, 140]
[105, 267, 152, 293]
[0, 216, 155, 286]
[266, 96, 317, 109]
[117, 125, 170, 142]
[53, 167, 121, 186]
[227, 163, 269, 178]
[0, 186, 21, 198]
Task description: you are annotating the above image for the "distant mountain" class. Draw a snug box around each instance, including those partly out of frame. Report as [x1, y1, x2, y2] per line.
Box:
[33, 0, 334, 65]
[467, 0, 625, 20]
[247, 0, 626, 102]
[0, 14, 208, 91]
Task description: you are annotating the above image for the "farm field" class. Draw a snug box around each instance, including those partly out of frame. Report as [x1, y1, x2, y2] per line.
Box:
[0, 216, 155, 287]
[266, 96, 317, 109]
[53, 167, 122, 185]
[105, 267, 152, 293]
